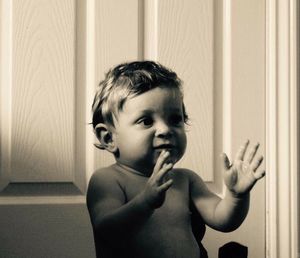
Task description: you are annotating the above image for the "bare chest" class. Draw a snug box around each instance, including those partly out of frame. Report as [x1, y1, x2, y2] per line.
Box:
[119, 170, 192, 225]
[112, 168, 200, 258]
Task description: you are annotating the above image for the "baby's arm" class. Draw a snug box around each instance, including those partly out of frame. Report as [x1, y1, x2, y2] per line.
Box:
[190, 140, 265, 232]
[86, 151, 173, 244]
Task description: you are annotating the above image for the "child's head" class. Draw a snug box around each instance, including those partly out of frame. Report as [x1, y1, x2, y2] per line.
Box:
[92, 61, 187, 128]
[92, 61, 188, 173]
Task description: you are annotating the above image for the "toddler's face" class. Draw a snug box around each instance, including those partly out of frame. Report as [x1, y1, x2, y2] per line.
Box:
[112, 86, 187, 175]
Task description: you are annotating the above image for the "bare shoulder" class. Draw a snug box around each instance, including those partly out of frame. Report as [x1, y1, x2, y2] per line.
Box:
[87, 166, 117, 193]
[88, 165, 116, 183]
[171, 168, 210, 194]
[86, 165, 125, 210]
[171, 168, 205, 183]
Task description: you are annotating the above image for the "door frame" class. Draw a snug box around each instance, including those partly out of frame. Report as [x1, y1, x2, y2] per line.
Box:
[266, 0, 299, 257]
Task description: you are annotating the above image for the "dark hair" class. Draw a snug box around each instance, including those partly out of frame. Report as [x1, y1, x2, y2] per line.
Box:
[92, 61, 188, 128]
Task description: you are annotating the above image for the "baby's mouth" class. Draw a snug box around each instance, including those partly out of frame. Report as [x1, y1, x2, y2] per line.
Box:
[153, 145, 178, 163]
[153, 144, 174, 152]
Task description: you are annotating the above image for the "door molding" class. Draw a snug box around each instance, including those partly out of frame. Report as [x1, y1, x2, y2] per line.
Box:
[266, 0, 299, 257]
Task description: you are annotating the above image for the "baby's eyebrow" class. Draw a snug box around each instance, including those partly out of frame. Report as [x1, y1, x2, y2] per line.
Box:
[137, 107, 182, 114]
[134, 109, 154, 116]
[129, 109, 153, 123]
[168, 107, 182, 112]
[136, 107, 182, 114]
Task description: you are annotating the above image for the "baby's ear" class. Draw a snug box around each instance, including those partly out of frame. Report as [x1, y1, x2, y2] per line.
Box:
[94, 123, 118, 153]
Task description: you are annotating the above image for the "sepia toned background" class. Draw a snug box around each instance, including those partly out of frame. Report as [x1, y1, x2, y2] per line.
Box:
[0, 0, 298, 257]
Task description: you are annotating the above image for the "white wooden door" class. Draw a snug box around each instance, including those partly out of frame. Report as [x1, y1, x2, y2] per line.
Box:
[0, 1, 266, 257]
[0, 0, 95, 257]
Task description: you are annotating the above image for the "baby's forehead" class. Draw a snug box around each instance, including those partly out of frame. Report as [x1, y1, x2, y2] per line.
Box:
[122, 87, 183, 112]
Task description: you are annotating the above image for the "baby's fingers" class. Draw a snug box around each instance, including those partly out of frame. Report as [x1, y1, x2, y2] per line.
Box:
[221, 153, 231, 170]
[235, 140, 250, 161]
[251, 155, 265, 181]
[153, 151, 170, 175]
[156, 163, 173, 184]
[254, 170, 266, 180]
[250, 155, 264, 172]
[246, 142, 260, 163]
[158, 179, 173, 192]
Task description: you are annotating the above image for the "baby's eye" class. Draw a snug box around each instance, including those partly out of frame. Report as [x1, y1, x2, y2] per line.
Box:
[169, 114, 184, 126]
[137, 117, 153, 127]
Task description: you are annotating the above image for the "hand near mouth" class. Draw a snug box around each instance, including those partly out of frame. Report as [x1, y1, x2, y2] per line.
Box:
[154, 143, 174, 150]
[141, 150, 174, 209]
[153, 144, 178, 164]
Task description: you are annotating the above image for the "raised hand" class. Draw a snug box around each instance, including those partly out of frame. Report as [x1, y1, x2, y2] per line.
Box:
[222, 140, 265, 196]
[142, 150, 173, 209]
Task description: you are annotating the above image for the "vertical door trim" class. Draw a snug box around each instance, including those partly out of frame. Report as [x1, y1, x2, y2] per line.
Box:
[266, 0, 299, 257]
[86, 0, 96, 184]
[144, 0, 158, 60]
[222, 0, 232, 166]
[0, 0, 13, 189]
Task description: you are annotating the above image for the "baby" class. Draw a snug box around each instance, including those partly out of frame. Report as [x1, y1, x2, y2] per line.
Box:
[86, 61, 265, 258]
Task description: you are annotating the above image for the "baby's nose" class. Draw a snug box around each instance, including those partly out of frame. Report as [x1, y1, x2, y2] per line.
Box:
[155, 122, 172, 138]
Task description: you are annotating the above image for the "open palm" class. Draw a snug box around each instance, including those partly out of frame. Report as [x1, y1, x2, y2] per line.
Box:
[222, 140, 265, 196]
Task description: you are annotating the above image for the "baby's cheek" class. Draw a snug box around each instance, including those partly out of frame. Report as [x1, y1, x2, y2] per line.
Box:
[167, 155, 178, 164]
[165, 149, 182, 165]
[178, 133, 187, 153]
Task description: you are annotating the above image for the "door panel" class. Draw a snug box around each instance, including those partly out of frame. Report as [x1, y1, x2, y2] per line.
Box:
[11, 0, 76, 182]
[1, 0, 86, 194]
[0, 1, 93, 257]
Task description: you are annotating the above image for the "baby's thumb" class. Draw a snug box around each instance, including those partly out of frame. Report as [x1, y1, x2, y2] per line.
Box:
[224, 168, 238, 190]
[221, 153, 231, 170]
